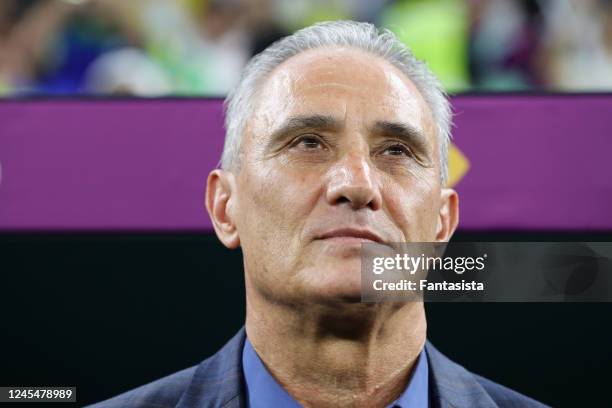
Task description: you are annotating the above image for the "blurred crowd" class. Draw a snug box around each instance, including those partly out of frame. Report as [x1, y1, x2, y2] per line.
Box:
[0, 0, 611, 97]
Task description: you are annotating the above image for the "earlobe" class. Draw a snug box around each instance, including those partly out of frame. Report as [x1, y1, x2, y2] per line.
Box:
[205, 169, 241, 249]
[436, 188, 459, 242]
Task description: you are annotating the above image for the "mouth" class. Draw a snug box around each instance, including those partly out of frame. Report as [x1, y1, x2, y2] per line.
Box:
[315, 228, 384, 244]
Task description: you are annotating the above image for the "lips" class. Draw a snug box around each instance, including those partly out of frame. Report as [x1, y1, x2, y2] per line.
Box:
[315, 228, 384, 243]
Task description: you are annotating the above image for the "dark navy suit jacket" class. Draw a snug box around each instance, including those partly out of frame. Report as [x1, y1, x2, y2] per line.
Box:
[88, 327, 549, 408]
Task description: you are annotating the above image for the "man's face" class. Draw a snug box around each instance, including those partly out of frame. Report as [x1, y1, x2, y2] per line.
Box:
[222, 47, 455, 304]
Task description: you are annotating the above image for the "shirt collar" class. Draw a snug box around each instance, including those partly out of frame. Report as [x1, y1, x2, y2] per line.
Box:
[242, 337, 301, 408]
[242, 337, 429, 408]
[392, 345, 430, 408]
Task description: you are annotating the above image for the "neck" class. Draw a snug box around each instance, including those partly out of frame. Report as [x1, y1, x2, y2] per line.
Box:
[245, 292, 427, 408]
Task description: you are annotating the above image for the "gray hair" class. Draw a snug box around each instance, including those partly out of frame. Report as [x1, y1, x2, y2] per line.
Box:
[221, 20, 452, 184]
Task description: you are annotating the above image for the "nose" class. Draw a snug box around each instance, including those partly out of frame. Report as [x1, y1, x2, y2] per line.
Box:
[325, 150, 382, 211]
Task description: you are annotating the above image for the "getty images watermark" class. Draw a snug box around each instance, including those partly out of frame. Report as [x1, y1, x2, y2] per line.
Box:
[361, 242, 612, 302]
[372, 251, 487, 291]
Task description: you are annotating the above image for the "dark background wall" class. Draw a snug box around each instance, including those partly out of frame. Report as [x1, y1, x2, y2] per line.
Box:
[1, 231, 611, 407]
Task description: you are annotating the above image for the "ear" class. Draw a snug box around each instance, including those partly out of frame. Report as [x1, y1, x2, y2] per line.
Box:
[435, 188, 459, 242]
[205, 169, 240, 249]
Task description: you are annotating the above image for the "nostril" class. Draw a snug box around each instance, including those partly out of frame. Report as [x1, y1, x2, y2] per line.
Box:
[337, 196, 351, 205]
[325, 165, 382, 210]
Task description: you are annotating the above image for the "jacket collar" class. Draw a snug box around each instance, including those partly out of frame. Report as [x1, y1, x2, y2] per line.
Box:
[425, 341, 498, 408]
[177, 328, 498, 408]
[176, 327, 247, 408]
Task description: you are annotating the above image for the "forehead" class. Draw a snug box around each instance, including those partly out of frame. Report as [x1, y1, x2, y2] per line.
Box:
[249, 46, 435, 138]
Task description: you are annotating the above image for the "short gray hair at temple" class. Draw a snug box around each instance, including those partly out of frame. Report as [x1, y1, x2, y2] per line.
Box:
[220, 20, 452, 185]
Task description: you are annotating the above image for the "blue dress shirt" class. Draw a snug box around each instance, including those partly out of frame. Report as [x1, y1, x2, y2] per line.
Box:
[243, 337, 429, 408]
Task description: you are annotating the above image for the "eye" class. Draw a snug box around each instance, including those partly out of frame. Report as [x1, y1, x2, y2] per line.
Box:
[291, 134, 325, 150]
[382, 143, 412, 157]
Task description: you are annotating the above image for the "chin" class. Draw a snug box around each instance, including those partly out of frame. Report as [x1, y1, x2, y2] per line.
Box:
[307, 275, 363, 304]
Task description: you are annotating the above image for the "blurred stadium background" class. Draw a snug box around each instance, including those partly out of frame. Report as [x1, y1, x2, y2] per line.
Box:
[2, 1, 612, 408]
[1, 0, 612, 97]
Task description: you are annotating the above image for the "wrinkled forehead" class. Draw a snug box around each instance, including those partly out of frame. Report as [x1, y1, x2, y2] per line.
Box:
[246, 47, 437, 147]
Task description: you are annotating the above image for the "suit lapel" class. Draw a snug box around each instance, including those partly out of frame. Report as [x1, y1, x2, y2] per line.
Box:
[425, 341, 498, 408]
[176, 328, 247, 408]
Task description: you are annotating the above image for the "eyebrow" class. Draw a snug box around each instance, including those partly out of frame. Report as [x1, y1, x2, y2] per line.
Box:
[266, 115, 431, 156]
[371, 120, 430, 155]
[267, 114, 343, 146]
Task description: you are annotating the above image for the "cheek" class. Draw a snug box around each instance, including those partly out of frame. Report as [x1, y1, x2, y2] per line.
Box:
[238, 163, 320, 252]
[384, 178, 440, 241]
[237, 163, 324, 296]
